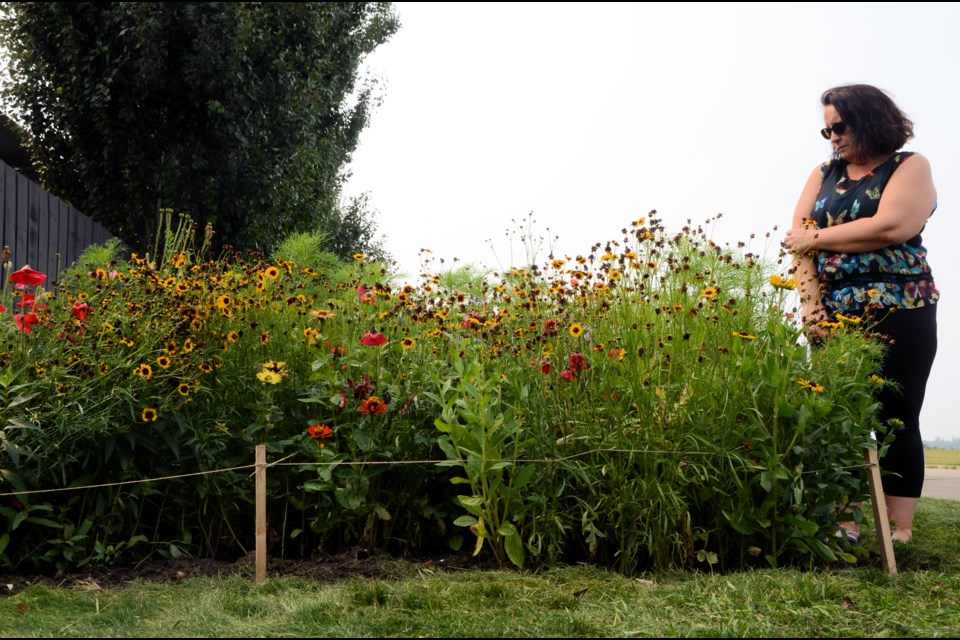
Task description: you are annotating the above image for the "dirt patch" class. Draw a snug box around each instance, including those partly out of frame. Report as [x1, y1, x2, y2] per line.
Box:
[0, 547, 486, 597]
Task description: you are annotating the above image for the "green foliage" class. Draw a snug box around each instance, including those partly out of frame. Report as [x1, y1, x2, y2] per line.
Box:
[0, 2, 398, 255]
[270, 231, 343, 278]
[429, 359, 536, 567]
[0, 211, 889, 573]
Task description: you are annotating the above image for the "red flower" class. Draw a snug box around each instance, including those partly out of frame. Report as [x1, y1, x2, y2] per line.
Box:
[359, 396, 388, 415]
[360, 330, 388, 346]
[569, 352, 587, 372]
[541, 362, 552, 375]
[307, 423, 333, 440]
[16, 293, 35, 309]
[544, 319, 558, 334]
[561, 369, 577, 381]
[0, 304, 5, 313]
[71, 301, 91, 322]
[14, 313, 39, 333]
[9, 265, 47, 286]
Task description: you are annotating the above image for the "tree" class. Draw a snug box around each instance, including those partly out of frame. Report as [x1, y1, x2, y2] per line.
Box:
[0, 2, 398, 255]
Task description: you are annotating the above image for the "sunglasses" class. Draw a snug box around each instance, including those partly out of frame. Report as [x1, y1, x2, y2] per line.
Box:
[820, 122, 849, 139]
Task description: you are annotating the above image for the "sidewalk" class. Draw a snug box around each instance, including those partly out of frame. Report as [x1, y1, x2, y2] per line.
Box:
[922, 467, 960, 500]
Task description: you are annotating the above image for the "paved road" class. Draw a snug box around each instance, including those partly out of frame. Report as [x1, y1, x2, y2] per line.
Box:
[922, 467, 960, 500]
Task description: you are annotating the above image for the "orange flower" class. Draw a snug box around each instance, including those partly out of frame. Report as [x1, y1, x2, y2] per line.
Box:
[307, 423, 333, 439]
[359, 396, 388, 416]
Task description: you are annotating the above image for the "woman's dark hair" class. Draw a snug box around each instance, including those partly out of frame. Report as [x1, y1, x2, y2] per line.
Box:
[821, 84, 914, 162]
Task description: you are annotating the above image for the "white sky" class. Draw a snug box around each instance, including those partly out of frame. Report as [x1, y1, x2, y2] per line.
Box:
[344, 1, 960, 441]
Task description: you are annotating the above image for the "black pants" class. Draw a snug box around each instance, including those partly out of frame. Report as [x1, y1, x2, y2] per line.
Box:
[870, 304, 938, 498]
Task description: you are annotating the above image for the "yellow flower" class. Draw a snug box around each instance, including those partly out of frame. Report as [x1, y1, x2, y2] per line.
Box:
[215, 295, 232, 310]
[133, 364, 153, 379]
[701, 287, 719, 299]
[227, 331, 239, 343]
[353, 253, 366, 261]
[732, 331, 757, 340]
[401, 337, 416, 349]
[141, 408, 158, 422]
[257, 370, 282, 385]
[867, 289, 880, 298]
[178, 383, 191, 396]
[569, 323, 584, 338]
[836, 313, 862, 325]
[870, 374, 885, 385]
[156, 355, 172, 369]
[264, 266, 281, 280]
[262, 361, 288, 375]
[768, 275, 798, 290]
[260, 332, 270, 345]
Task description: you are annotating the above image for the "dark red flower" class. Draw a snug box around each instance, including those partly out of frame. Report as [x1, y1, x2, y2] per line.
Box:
[360, 330, 388, 346]
[348, 374, 375, 400]
[569, 352, 587, 372]
[9, 265, 47, 286]
[541, 362, 552, 374]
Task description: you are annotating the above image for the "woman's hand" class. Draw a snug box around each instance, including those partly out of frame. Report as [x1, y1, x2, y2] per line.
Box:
[782, 225, 819, 254]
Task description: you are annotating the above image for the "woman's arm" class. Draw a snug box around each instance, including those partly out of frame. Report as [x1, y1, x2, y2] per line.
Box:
[788, 166, 828, 325]
[783, 154, 937, 254]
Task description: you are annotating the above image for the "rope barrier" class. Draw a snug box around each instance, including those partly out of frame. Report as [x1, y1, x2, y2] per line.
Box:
[0, 447, 875, 498]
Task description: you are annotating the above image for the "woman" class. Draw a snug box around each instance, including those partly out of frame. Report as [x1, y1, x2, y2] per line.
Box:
[782, 84, 938, 543]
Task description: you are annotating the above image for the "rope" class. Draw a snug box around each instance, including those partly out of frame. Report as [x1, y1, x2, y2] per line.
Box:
[0, 446, 876, 498]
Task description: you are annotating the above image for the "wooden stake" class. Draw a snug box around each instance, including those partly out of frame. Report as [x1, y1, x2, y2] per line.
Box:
[255, 444, 267, 584]
[866, 446, 897, 575]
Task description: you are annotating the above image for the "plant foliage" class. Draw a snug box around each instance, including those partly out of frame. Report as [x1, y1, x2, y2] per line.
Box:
[0, 2, 398, 256]
[0, 212, 889, 573]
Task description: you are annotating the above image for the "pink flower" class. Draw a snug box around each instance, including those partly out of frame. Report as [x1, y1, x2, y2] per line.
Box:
[360, 330, 388, 347]
[14, 313, 39, 333]
[9, 265, 47, 286]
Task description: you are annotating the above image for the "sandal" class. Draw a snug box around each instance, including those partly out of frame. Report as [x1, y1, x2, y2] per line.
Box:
[833, 528, 859, 544]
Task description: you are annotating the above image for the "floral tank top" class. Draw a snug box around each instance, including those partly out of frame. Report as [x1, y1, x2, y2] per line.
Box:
[811, 151, 938, 315]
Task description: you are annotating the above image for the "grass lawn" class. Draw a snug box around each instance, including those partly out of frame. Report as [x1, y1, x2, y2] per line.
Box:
[1, 498, 958, 638]
[925, 448, 960, 468]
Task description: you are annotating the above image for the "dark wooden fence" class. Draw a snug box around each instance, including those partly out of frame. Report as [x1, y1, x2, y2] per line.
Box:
[0, 158, 113, 287]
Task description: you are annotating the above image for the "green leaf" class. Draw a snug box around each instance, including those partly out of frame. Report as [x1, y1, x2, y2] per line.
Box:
[498, 522, 525, 568]
[453, 515, 478, 527]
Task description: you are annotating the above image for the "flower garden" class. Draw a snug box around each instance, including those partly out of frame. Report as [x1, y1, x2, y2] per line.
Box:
[0, 211, 887, 574]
